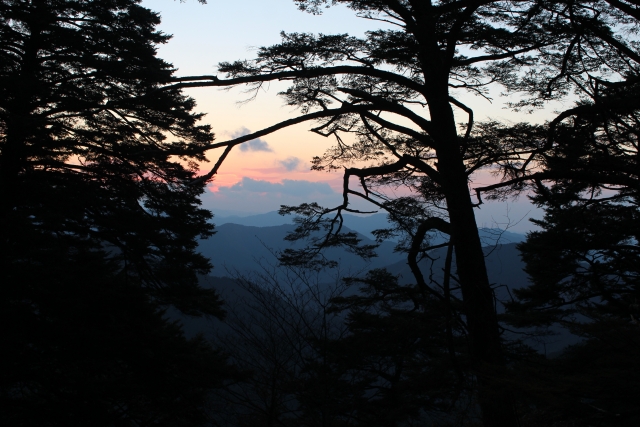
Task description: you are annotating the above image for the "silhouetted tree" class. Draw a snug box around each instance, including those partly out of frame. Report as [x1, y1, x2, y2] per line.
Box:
[164, 0, 640, 425]
[210, 266, 356, 427]
[213, 257, 478, 427]
[167, 1, 576, 425]
[505, 47, 640, 427]
[506, 198, 640, 426]
[0, 0, 229, 425]
[327, 267, 474, 427]
[488, 1, 640, 424]
[498, 117, 640, 425]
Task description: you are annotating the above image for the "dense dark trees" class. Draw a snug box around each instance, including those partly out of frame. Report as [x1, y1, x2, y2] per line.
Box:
[499, 2, 640, 421]
[3, 0, 636, 425]
[0, 0, 217, 310]
[212, 264, 470, 427]
[0, 0, 228, 425]
[172, 1, 639, 426]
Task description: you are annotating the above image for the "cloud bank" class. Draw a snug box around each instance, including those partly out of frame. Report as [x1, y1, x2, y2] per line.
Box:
[202, 177, 340, 213]
[222, 177, 334, 196]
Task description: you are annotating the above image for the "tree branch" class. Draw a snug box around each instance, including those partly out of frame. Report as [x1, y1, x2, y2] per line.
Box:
[361, 111, 433, 147]
[407, 217, 451, 303]
[168, 66, 426, 96]
[346, 154, 441, 185]
[448, 96, 474, 144]
[337, 86, 434, 135]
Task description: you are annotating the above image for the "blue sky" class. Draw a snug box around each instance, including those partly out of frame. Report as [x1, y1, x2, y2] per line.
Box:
[143, 0, 544, 233]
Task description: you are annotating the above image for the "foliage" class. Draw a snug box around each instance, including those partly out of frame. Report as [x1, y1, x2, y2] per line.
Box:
[170, 0, 640, 425]
[494, 2, 640, 424]
[328, 268, 476, 426]
[504, 78, 640, 427]
[0, 0, 228, 424]
[1, 241, 227, 427]
[213, 265, 475, 427]
[0, 0, 221, 312]
[208, 267, 354, 427]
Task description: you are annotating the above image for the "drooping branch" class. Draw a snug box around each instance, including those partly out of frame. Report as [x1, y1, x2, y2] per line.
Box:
[407, 217, 451, 303]
[187, 104, 398, 182]
[360, 115, 403, 159]
[189, 144, 233, 186]
[278, 150, 445, 267]
[361, 111, 432, 146]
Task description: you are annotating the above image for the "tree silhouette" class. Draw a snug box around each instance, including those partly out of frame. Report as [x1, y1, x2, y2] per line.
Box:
[212, 263, 466, 427]
[210, 268, 353, 427]
[0, 1, 229, 424]
[167, 1, 576, 425]
[499, 2, 640, 422]
[150, 0, 640, 425]
[498, 117, 640, 424]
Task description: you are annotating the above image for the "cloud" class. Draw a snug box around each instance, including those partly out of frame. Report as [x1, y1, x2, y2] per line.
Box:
[201, 177, 372, 214]
[222, 177, 334, 197]
[230, 127, 273, 152]
[239, 139, 272, 152]
[278, 157, 302, 171]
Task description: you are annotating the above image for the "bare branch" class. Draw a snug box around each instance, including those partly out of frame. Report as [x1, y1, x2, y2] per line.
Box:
[448, 96, 474, 145]
[189, 145, 233, 186]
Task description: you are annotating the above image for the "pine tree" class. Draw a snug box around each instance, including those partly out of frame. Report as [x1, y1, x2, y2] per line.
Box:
[491, 1, 640, 423]
[0, 0, 218, 310]
[165, 1, 640, 425]
[503, 52, 640, 427]
[171, 1, 572, 424]
[0, 1, 229, 424]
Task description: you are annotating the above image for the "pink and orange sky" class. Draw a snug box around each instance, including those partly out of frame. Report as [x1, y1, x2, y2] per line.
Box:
[143, 0, 553, 232]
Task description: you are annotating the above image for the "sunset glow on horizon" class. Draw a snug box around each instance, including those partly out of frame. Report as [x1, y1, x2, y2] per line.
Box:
[144, 0, 547, 231]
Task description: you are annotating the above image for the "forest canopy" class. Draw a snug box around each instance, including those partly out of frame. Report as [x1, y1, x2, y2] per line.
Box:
[1, 1, 638, 426]
[0, 1, 229, 425]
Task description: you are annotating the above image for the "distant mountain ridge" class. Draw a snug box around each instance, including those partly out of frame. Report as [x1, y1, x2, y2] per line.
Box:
[199, 222, 405, 279]
[213, 210, 527, 244]
[191, 233, 579, 355]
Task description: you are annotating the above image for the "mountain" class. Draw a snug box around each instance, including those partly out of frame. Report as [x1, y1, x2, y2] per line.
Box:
[199, 223, 405, 278]
[211, 211, 392, 237]
[192, 222, 575, 354]
[182, 241, 578, 355]
[213, 211, 293, 227]
[213, 211, 527, 243]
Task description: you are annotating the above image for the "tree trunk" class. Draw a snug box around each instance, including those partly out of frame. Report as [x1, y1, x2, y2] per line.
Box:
[1, 13, 41, 259]
[430, 93, 517, 426]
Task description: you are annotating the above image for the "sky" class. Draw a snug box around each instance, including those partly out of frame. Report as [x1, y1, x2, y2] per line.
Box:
[141, 0, 549, 233]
